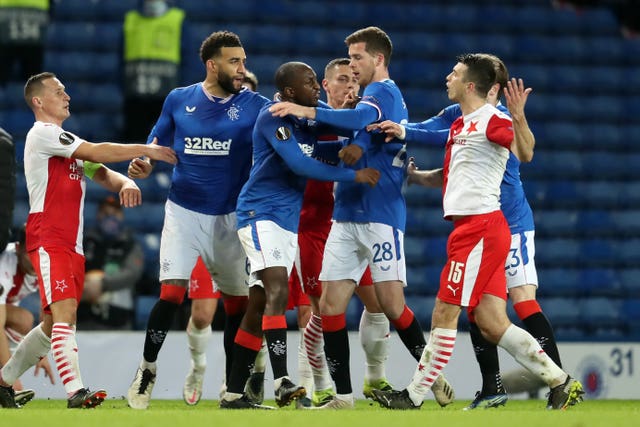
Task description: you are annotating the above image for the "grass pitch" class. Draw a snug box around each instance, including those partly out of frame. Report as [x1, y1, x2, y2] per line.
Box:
[1, 398, 638, 427]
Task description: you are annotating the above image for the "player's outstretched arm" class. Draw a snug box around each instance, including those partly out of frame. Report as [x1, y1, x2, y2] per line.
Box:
[367, 120, 405, 143]
[72, 139, 177, 165]
[354, 168, 380, 187]
[407, 157, 443, 188]
[504, 78, 535, 163]
[269, 101, 316, 119]
[128, 137, 161, 179]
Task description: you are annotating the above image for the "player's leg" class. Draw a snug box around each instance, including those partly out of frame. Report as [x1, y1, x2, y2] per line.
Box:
[183, 256, 217, 405]
[128, 201, 197, 409]
[354, 280, 392, 397]
[208, 212, 250, 390]
[296, 230, 334, 406]
[221, 284, 270, 409]
[286, 268, 313, 407]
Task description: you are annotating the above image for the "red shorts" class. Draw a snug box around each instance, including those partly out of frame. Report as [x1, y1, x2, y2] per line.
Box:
[437, 211, 510, 310]
[287, 228, 374, 308]
[29, 246, 85, 313]
[188, 256, 221, 299]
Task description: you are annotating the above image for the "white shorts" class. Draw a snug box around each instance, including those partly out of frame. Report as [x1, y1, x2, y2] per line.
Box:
[505, 230, 538, 289]
[319, 221, 406, 285]
[237, 220, 297, 287]
[159, 200, 249, 296]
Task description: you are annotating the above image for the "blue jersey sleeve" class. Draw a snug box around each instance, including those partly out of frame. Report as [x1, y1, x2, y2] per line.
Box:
[315, 102, 379, 131]
[404, 104, 462, 147]
[147, 90, 177, 146]
[260, 117, 357, 183]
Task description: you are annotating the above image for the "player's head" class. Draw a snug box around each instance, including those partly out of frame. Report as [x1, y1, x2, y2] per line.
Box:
[476, 53, 509, 105]
[242, 70, 259, 91]
[200, 30, 246, 95]
[446, 53, 496, 103]
[24, 72, 71, 124]
[345, 26, 392, 87]
[141, 0, 169, 17]
[15, 224, 35, 276]
[323, 58, 358, 109]
[275, 62, 321, 107]
[97, 196, 125, 239]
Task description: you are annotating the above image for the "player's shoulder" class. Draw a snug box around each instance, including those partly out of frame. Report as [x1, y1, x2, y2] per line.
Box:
[478, 103, 510, 121]
[236, 88, 271, 108]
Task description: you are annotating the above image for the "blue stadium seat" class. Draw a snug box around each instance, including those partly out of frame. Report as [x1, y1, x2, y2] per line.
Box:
[615, 240, 640, 267]
[404, 236, 425, 265]
[62, 112, 121, 141]
[44, 51, 120, 83]
[99, 0, 137, 20]
[124, 202, 165, 233]
[535, 239, 581, 267]
[406, 207, 449, 237]
[12, 201, 30, 228]
[2, 82, 26, 108]
[405, 296, 435, 330]
[134, 295, 157, 330]
[580, 297, 622, 327]
[94, 23, 123, 52]
[554, 326, 588, 341]
[346, 298, 363, 330]
[46, 22, 97, 51]
[580, 239, 615, 266]
[404, 184, 442, 208]
[139, 232, 160, 282]
[84, 178, 115, 203]
[580, 268, 622, 297]
[3, 110, 33, 138]
[424, 237, 448, 265]
[577, 210, 614, 237]
[14, 173, 28, 202]
[619, 269, 640, 297]
[536, 268, 582, 297]
[537, 297, 581, 328]
[134, 172, 171, 202]
[51, 0, 100, 21]
[534, 209, 578, 237]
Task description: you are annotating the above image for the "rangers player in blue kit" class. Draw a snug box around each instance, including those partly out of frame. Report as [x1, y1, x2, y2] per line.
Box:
[220, 61, 379, 409]
[126, 30, 270, 410]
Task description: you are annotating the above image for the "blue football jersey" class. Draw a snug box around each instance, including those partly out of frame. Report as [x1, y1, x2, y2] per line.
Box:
[404, 103, 534, 233]
[315, 79, 409, 231]
[149, 84, 270, 215]
[236, 102, 357, 233]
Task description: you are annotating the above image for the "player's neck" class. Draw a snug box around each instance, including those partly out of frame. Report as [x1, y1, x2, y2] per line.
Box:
[202, 80, 232, 99]
[459, 96, 486, 116]
[35, 112, 63, 127]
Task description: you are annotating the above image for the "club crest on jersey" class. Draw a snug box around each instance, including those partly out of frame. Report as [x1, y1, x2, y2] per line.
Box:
[227, 104, 240, 121]
[59, 132, 75, 146]
[275, 126, 291, 141]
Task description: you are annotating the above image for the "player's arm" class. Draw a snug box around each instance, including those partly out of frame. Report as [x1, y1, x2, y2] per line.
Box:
[270, 101, 379, 131]
[266, 123, 379, 187]
[87, 162, 143, 208]
[71, 139, 176, 165]
[504, 78, 535, 163]
[406, 157, 444, 188]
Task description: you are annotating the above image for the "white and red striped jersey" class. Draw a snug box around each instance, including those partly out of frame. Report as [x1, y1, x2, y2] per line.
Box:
[0, 243, 38, 305]
[24, 122, 86, 254]
[442, 103, 513, 219]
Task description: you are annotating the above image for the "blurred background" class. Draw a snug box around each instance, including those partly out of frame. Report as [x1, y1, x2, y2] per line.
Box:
[1, 0, 639, 344]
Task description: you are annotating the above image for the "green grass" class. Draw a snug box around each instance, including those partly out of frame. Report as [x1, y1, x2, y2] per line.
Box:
[2, 399, 639, 427]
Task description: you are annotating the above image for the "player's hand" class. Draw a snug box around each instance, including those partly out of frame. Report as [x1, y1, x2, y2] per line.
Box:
[128, 157, 153, 179]
[269, 102, 316, 119]
[34, 356, 56, 385]
[354, 167, 380, 187]
[367, 120, 404, 143]
[504, 77, 532, 119]
[341, 90, 361, 109]
[143, 137, 177, 165]
[338, 144, 363, 165]
[119, 179, 142, 207]
[406, 156, 418, 185]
